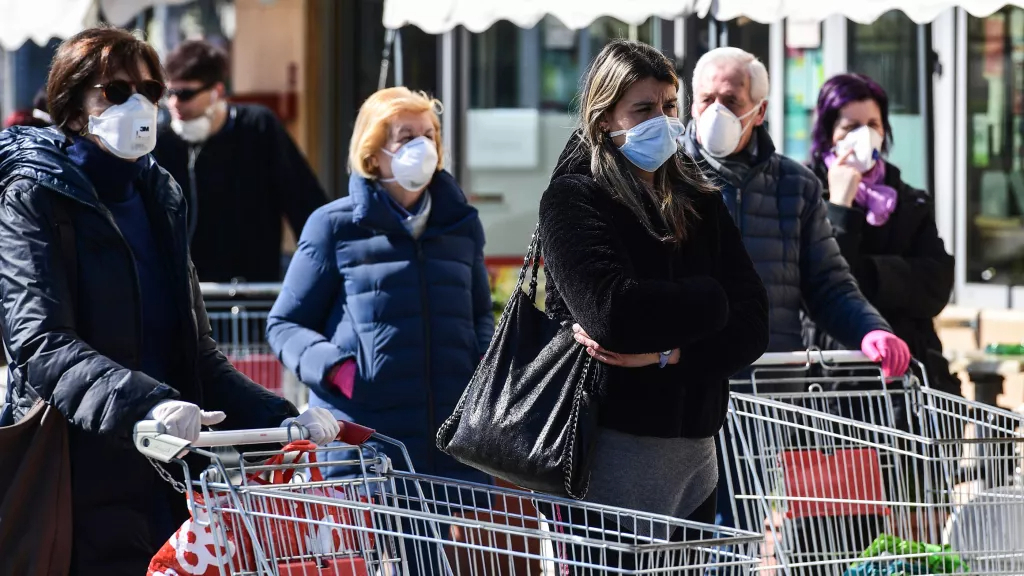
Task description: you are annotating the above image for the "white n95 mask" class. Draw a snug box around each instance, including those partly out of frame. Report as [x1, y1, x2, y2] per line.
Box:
[87, 93, 158, 159]
[835, 125, 884, 173]
[381, 136, 438, 191]
[171, 100, 224, 143]
[696, 101, 763, 158]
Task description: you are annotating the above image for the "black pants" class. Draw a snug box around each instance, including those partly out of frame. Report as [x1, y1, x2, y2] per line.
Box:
[539, 488, 718, 575]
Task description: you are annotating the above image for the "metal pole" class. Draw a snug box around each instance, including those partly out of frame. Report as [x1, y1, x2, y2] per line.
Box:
[0, 48, 15, 121]
[823, 14, 848, 78]
[441, 31, 456, 174]
[378, 28, 396, 90]
[768, 21, 785, 153]
[393, 29, 404, 87]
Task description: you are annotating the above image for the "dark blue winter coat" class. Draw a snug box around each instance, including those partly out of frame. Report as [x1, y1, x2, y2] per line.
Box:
[681, 124, 891, 356]
[267, 171, 494, 481]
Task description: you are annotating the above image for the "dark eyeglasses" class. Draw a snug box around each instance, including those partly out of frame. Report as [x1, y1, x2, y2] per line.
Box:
[94, 79, 166, 105]
[166, 83, 216, 103]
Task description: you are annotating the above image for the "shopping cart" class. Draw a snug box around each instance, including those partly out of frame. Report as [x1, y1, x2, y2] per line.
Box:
[720, 350, 1024, 575]
[200, 282, 304, 406]
[135, 419, 763, 576]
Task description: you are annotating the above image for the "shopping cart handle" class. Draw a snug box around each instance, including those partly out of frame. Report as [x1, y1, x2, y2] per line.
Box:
[133, 419, 377, 463]
[750, 350, 874, 367]
[338, 420, 375, 446]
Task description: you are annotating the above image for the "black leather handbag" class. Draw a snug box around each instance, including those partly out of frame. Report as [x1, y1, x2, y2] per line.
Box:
[437, 230, 600, 499]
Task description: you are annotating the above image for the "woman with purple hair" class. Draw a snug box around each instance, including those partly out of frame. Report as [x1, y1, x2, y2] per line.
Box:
[807, 73, 961, 397]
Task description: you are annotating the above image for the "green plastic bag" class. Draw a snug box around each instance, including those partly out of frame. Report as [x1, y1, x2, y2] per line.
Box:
[854, 534, 968, 574]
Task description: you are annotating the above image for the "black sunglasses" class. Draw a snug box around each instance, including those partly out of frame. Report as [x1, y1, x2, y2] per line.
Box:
[94, 79, 166, 105]
[166, 83, 216, 103]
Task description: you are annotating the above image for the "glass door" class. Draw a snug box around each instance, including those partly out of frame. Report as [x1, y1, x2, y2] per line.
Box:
[954, 8, 1024, 307]
[957, 7, 1024, 308]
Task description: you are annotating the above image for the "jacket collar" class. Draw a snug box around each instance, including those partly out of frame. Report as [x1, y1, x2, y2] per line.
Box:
[809, 157, 907, 192]
[348, 170, 477, 238]
[0, 126, 185, 217]
[682, 122, 776, 186]
[0, 126, 182, 215]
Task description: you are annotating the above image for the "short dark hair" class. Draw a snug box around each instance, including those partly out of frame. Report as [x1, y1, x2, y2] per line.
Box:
[810, 73, 893, 161]
[47, 26, 164, 133]
[165, 40, 229, 86]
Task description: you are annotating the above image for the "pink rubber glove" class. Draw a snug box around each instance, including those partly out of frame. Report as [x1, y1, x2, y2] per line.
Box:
[328, 359, 357, 399]
[860, 330, 911, 378]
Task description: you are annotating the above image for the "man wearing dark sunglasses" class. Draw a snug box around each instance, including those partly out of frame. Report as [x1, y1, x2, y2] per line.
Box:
[152, 40, 327, 283]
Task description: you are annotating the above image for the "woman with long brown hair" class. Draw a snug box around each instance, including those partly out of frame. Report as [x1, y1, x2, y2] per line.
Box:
[536, 39, 769, 570]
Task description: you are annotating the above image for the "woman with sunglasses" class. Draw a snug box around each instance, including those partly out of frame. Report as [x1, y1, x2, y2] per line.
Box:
[0, 26, 338, 575]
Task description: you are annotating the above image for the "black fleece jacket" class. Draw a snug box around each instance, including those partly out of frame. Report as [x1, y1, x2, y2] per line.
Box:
[538, 135, 769, 439]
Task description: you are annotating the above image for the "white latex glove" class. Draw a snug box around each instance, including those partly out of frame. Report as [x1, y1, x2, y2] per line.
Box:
[282, 407, 340, 446]
[146, 400, 226, 443]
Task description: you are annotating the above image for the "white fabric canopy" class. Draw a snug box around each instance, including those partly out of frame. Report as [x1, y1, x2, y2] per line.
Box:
[710, 0, 1024, 24]
[383, 0, 1024, 32]
[382, 0, 703, 33]
[0, 0, 189, 50]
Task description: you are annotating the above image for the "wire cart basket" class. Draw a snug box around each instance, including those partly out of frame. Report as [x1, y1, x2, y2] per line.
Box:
[720, 350, 1024, 576]
[135, 419, 762, 576]
[200, 282, 304, 406]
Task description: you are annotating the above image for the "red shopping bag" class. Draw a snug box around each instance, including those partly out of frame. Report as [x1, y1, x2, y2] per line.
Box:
[247, 440, 375, 557]
[782, 448, 891, 519]
[148, 493, 252, 576]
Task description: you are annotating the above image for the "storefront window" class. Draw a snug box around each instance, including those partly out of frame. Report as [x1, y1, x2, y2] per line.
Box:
[468, 16, 659, 112]
[783, 41, 824, 162]
[470, 21, 520, 108]
[725, 18, 771, 73]
[539, 16, 581, 110]
[587, 17, 657, 61]
[848, 11, 929, 189]
[965, 8, 1024, 286]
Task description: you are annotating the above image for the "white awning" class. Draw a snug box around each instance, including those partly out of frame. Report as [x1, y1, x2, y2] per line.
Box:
[0, 0, 189, 50]
[383, 0, 1024, 32]
[382, 0, 705, 33]
[711, 0, 1024, 24]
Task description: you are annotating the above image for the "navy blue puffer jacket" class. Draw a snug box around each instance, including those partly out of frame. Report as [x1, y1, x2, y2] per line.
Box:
[267, 171, 493, 481]
[681, 124, 890, 354]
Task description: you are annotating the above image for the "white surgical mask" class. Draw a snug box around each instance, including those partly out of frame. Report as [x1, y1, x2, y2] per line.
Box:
[696, 100, 764, 158]
[381, 136, 438, 191]
[86, 93, 158, 159]
[834, 125, 884, 173]
[171, 100, 223, 143]
[609, 115, 685, 172]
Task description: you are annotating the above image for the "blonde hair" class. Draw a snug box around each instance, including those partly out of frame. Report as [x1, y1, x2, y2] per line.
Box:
[576, 40, 714, 243]
[348, 87, 445, 178]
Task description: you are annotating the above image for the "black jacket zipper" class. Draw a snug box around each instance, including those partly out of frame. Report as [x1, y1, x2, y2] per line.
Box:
[186, 145, 202, 243]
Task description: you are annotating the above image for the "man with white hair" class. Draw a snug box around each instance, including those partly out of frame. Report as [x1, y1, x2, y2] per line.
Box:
[681, 48, 912, 526]
[682, 47, 908, 364]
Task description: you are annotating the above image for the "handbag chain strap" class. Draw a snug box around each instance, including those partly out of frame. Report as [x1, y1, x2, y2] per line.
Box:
[563, 354, 593, 500]
[436, 227, 542, 450]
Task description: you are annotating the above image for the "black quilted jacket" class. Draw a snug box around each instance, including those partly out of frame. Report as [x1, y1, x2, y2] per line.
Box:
[681, 124, 890, 354]
[0, 126, 298, 575]
[539, 134, 769, 438]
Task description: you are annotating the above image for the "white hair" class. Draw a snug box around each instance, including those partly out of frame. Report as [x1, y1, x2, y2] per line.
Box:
[692, 47, 770, 103]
